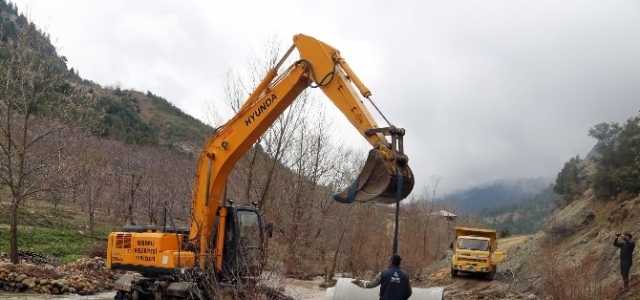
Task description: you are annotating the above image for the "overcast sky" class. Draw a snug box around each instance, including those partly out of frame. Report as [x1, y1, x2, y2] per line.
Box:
[9, 0, 640, 196]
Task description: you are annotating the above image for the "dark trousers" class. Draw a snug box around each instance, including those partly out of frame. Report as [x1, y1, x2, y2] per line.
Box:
[620, 260, 632, 281]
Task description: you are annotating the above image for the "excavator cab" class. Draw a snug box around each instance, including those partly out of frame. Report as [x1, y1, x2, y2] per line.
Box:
[212, 203, 266, 279]
[227, 208, 264, 277]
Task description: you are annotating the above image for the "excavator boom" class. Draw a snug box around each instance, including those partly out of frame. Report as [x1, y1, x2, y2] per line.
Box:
[189, 34, 415, 269]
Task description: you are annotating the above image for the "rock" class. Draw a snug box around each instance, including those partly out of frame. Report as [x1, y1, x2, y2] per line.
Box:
[0, 256, 118, 296]
[580, 212, 595, 227]
[22, 278, 36, 289]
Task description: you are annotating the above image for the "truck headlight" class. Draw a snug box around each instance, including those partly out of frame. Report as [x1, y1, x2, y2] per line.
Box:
[481, 267, 487, 272]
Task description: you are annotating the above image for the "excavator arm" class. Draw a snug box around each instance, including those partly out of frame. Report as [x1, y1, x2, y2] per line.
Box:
[189, 33, 415, 269]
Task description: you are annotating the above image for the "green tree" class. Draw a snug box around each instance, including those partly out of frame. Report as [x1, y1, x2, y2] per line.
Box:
[588, 114, 640, 199]
[553, 155, 582, 201]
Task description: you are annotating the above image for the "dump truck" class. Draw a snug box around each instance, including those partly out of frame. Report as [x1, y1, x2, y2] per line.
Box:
[450, 226, 506, 281]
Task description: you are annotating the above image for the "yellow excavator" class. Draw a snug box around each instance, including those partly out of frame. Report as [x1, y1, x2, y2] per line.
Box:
[106, 33, 415, 299]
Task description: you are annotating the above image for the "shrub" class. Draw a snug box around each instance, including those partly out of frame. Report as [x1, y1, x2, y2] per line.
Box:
[544, 219, 578, 240]
[85, 241, 107, 259]
[540, 251, 604, 300]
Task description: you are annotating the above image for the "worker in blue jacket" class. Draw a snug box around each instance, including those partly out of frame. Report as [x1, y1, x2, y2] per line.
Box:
[352, 254, 412, 300]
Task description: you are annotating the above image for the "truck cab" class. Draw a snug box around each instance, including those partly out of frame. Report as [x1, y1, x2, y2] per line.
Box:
[450, 226, 505, 280]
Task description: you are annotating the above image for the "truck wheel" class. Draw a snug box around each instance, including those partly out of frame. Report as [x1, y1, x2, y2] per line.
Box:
[486, 267, 497, 281]
[451, 268, 458, 278]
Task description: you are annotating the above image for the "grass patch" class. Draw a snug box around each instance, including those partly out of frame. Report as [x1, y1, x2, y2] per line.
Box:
[0, 203, 119, 264]
[3, 210, 77, 229]
[0, 226, 109, 263]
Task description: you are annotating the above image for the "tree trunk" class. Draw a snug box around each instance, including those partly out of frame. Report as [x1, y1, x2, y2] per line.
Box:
[10, 199, 19, 264]
[127, 174, 142, 225]
[329, 215, 350, 281]
[90, 211, 95, 242]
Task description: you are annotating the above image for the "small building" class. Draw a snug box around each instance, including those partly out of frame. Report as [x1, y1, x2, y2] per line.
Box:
[429, 210, 457, 222]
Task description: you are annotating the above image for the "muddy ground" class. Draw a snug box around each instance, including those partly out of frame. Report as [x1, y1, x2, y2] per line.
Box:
[279, 235, 535, 300]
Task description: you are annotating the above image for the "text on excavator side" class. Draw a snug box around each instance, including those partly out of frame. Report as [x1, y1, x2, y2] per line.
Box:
[245, 94, 278, 126]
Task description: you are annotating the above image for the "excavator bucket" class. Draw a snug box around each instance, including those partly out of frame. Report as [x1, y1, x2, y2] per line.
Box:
[333, 148, 414, 204]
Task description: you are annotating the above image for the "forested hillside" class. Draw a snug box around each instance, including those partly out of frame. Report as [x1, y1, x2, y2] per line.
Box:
[479, 184, 560, 235]
[1, 0, 213, 153]
[94, 89, 214, 151]
[506, 112, 640, 299]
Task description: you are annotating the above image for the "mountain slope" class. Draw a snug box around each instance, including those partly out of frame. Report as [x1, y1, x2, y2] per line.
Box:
[502, 189, 640, 299]
[93, 88, 214, 153]
[1, 1, 213, 154]
[440, 176, 554, 214]
[479, 184, 560, 235]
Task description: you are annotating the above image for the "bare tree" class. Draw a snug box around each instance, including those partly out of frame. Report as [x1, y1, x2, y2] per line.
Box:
[212, 34, 312, 213]
[275, 99, 362, 276]
[0, 24, 98, 263]
[77, 147, 110, 242]
[125, 171, 143, 225]
[99, 139, 125, 219]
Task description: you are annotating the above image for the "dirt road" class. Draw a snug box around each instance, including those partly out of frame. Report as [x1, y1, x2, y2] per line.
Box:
[498, 235, 531, 251]
[279, 277, 328, 300]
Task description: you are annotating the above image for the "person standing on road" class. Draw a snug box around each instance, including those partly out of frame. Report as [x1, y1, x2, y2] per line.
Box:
[613, 233, 635, 290]
[351, 254, 413, 300]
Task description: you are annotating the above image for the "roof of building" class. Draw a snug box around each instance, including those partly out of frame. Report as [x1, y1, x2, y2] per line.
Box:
[429, 210, 457, 217]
